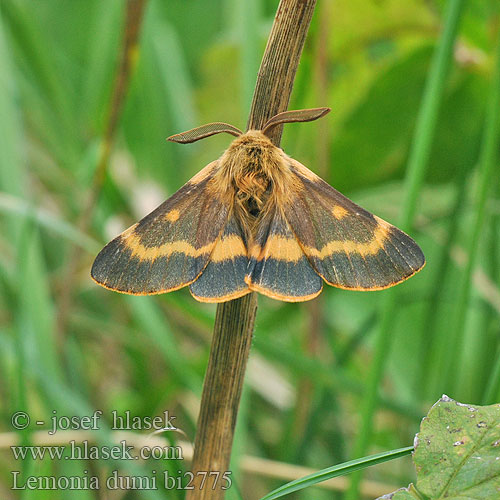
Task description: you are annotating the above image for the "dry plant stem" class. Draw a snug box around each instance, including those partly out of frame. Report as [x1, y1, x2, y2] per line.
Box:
[187, 1, 317, 498]
[247, 0, 318, 134]
[92, 0, 148, 195]
[187, 293, 257, 497]
[56, 0, 147, 343]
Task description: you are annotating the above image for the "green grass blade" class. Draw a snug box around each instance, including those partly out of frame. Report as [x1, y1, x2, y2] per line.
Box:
[81, 0, 123, 128]
[260, 446, 413, 500]
[32, 370, 168, 500]
[255, 335, 423, 421]
[418, 164, 468, 398]
[448, 28, 500, 392]
[483, 343, 500, 404]
[0, 5, 24, 237]
[400, 0, 466, 231]
[346, 2, 465, 499]
[0, 192, 99, 253]
[17, 225, 62, 384]
[235, 0, 261, 113]
[2, 0, 77, 158]
[152, 17, 197, 134]
[126, 296, 202, 395]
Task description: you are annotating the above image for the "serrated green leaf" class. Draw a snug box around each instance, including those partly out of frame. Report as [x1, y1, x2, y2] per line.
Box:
[416, 396, 500, 499]
[380, 396, 500, 500]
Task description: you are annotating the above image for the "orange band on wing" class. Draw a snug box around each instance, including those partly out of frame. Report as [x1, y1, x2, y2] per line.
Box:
[250, 222, 390, 263]
[210, 234, 247, 262]
[121, 226, 214, 261]
[304, 223, 390, 259]
[249, 235, 304, 262]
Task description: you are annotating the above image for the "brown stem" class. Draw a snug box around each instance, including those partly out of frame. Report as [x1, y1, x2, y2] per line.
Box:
[56, 0, 148, 345]
[186, 1, 317, 498]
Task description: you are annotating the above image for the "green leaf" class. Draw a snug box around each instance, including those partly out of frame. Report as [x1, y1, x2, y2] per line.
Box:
[381, 396, 500, 499]
[329, 47, 431, 192]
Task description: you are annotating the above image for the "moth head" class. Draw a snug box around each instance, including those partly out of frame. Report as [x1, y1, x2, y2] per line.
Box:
[167, 107, 331, 144]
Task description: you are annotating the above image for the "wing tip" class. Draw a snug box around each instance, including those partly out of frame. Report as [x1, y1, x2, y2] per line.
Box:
[90, 257, 203, 295]
[318, 255, 425, 291]
[90, 272, 194, 296]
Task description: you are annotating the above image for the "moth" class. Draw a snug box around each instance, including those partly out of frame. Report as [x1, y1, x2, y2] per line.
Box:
[91, 107, 425, 302]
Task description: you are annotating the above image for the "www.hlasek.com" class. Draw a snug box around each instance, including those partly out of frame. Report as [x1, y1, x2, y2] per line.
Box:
[9, 410, 232, 491]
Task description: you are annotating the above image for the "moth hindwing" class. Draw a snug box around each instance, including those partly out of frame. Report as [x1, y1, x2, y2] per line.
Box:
[92, 108, 425, 302]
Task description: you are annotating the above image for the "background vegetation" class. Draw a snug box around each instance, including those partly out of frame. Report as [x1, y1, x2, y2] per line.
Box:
[0, 0, 499, 498]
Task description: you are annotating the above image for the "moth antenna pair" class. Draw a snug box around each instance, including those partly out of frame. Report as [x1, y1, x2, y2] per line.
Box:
[167, 107, 331, 144]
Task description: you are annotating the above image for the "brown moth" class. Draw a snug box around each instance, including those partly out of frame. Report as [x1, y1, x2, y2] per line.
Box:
[91, 107, 425, 302]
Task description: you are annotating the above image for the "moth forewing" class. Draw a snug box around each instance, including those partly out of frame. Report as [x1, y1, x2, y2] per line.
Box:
[282, 159, 426, 290]
[90, 161, 231, 295]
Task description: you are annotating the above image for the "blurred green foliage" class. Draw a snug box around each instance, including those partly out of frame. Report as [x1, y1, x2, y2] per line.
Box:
[0, 0, 499, 499]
